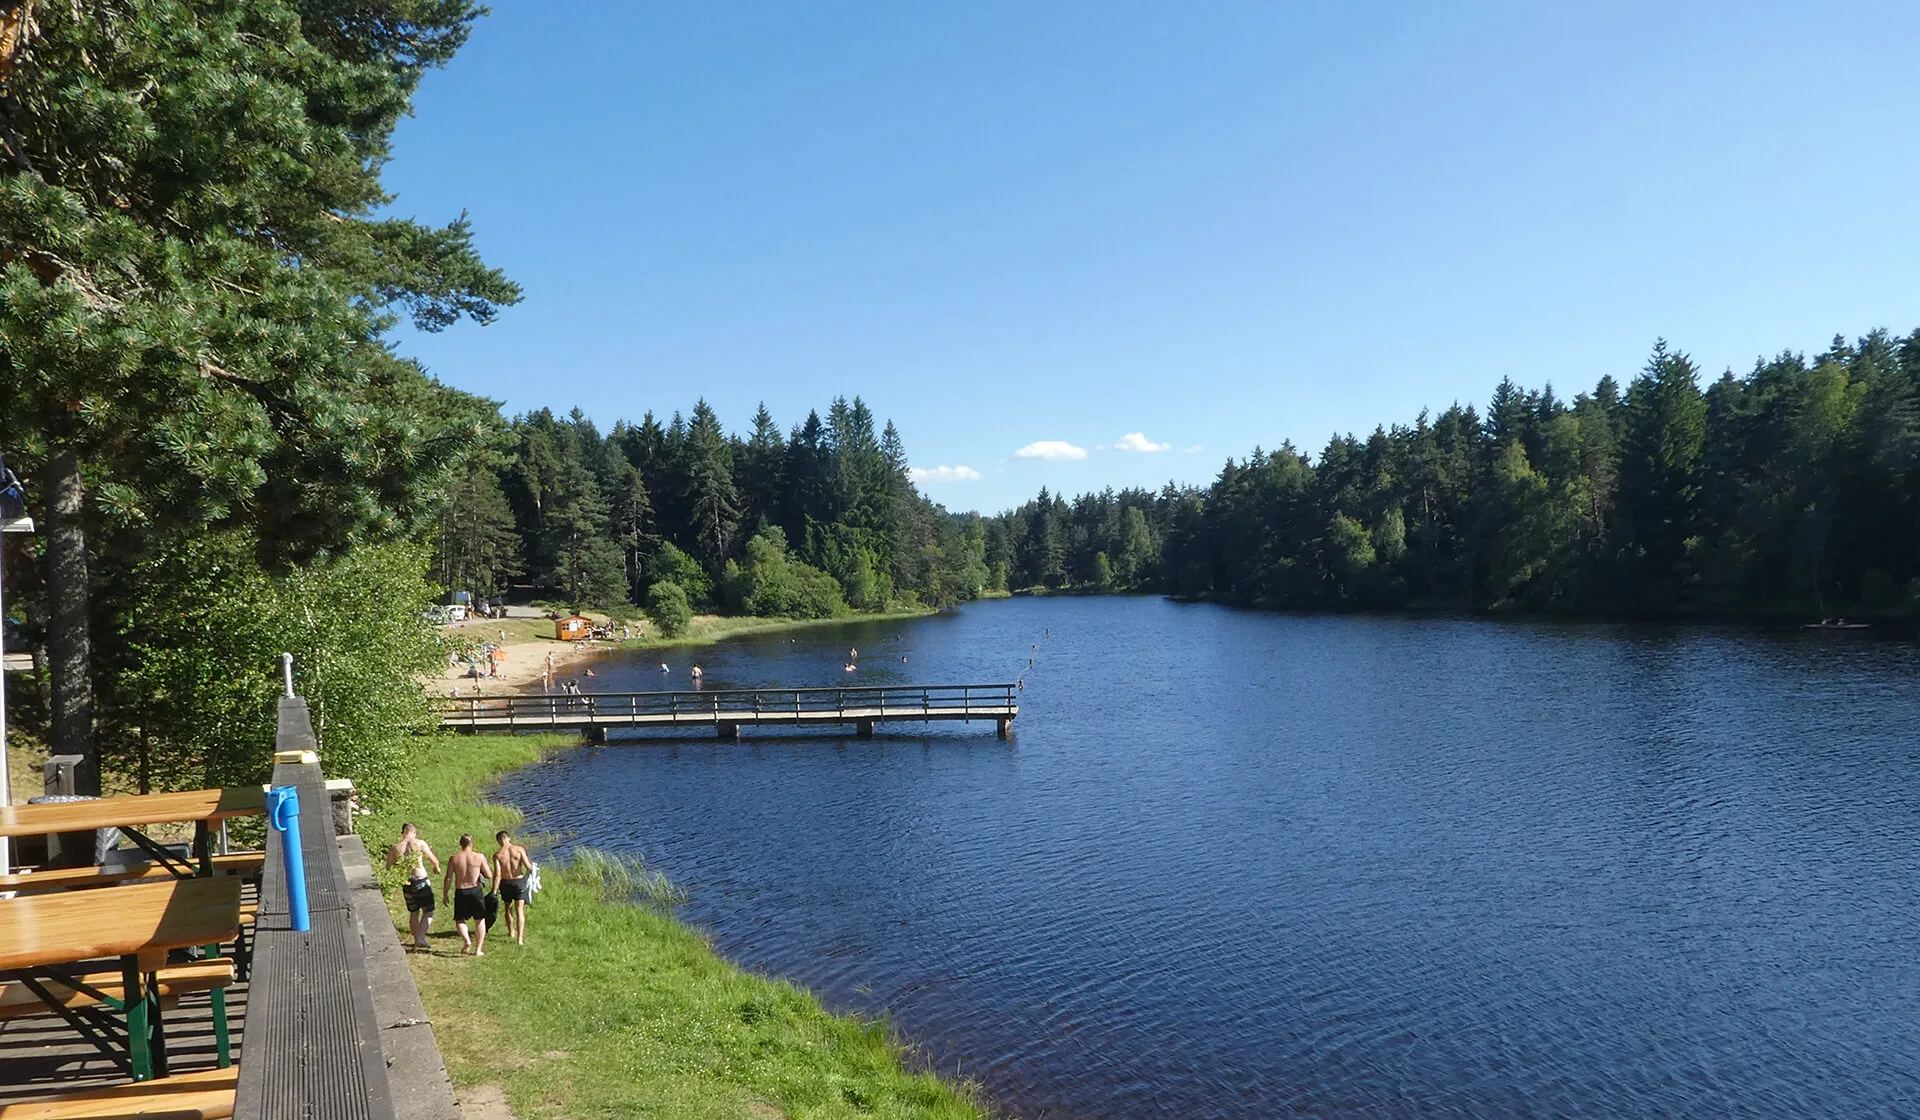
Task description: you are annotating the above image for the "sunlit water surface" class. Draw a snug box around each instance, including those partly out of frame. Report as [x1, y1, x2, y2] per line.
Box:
[499, 598, 1920, 1118]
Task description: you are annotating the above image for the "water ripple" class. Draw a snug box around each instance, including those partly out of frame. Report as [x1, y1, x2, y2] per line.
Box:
[505, 600, 1920, 1118]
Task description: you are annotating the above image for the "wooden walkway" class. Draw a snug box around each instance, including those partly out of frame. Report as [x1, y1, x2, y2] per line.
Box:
[439, 683, 1019, 740]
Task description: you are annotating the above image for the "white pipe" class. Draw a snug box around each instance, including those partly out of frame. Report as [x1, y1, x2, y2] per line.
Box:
[282, 652, 295, 699]
[0, 514, 32, 888]
[1, 523, 10, 886]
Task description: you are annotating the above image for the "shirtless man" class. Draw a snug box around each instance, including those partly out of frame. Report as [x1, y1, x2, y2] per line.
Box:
[493, 830, 533, 945]
[443, 833, 493, 956]
[386, 823, 441, 949]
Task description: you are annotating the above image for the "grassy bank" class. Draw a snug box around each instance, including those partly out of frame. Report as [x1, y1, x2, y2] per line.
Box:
[363, 733, 988, 1120]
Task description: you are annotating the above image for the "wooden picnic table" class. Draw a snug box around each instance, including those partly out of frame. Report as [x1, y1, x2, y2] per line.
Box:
[0, 851, 264, 894]
[0, 876, 242, 1081]
[0, 787, 265, 880]
[0, 786, 265, 838]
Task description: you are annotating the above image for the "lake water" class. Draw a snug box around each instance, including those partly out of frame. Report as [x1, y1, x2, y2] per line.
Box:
[499, 597, 1920, 1118]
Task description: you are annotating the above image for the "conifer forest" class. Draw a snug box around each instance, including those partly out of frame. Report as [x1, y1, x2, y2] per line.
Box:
[464, 329, 1920, 622]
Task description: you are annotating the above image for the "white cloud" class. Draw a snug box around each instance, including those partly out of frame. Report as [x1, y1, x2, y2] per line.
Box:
[907, 465, 983, 484]
[1184, 445, 1204, 454]
[1011, 440, 1088, 462]
[1112, 432, 1172, 453]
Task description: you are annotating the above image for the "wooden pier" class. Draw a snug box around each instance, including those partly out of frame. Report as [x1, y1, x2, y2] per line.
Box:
[438, 683, 1020, 740]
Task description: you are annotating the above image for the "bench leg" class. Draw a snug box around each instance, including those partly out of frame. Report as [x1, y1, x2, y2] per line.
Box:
[195, 820, 214, 878]
[234, 921, 253, 982]
[204, 943, 232, 1068]
[123, 956, 154, 1081]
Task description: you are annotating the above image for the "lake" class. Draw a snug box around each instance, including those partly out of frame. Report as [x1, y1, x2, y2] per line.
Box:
[499, 597, 1920, 1118]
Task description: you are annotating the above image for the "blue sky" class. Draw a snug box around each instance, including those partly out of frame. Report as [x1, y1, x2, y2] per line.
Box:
[385, 1, 1920, 514]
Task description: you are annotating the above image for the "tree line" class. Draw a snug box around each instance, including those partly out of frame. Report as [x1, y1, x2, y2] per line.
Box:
[430, 397, 992, 628]
[985, 330, 1920, 618]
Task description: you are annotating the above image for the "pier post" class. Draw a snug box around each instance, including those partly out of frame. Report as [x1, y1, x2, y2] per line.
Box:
[583, 725, 607, 744]
[996, 718, 1010, 739]
[856, 719, 874, 739]
[717, 722, 739, 741]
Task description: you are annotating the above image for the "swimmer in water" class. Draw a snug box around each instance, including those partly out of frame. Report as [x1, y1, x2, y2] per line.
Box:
[660, 663, 669, 672]
[849, 647, 858, 660]
[844, 662, 856, 672]
[584, 668, 595, 677]
[690, 666, 703, 678]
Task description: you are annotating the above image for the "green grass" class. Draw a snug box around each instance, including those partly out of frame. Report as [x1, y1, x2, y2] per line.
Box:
[364, 733, 989, 1120]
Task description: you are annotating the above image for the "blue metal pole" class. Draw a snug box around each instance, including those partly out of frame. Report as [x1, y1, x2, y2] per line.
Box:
[267, 786, 309, 932]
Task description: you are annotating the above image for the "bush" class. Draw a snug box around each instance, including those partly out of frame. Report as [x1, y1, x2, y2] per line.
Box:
[646, 580, 693, 637]
[650, 542, 711, 607]
[739, 528, 848, 619]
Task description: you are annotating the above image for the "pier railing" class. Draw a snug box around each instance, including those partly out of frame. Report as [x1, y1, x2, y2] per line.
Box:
[437, 682, 1018, 738]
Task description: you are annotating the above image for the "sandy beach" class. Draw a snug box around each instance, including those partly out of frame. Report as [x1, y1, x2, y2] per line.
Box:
[432, 609, 630, 696]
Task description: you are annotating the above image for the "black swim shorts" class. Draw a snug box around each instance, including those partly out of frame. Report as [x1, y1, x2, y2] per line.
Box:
[453, 884, 486, 922]
[498, 876, 527, 903]
[402, 878, 435, 914]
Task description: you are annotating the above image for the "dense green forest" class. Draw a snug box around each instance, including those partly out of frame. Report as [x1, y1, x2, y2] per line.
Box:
[984, 331, 1920, 617]
[430, 398, 991, 622]
[442, 325, 1920, 628]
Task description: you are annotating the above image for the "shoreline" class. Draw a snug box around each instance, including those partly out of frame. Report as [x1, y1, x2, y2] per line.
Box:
[367, 730, 988, 1119]
[432, 606, 941, 696]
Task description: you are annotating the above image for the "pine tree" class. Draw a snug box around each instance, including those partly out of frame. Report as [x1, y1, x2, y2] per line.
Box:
[0, 0, 517, 788]
[434, 464, 524, 597]
[681, 401, 740, 573]
[1612, 341, 1707, 607]
[738, 404, 787, 532]
[542, 459, 626, 609]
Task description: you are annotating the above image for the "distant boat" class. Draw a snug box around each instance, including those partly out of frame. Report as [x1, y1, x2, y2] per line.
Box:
[1802, 618, 1870, 630]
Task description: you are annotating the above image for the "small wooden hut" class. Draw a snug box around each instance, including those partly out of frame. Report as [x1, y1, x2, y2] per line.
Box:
[555, 615, 593, 641]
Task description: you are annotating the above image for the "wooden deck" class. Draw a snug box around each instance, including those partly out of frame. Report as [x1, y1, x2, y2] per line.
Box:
[440, 683, 1019, 740]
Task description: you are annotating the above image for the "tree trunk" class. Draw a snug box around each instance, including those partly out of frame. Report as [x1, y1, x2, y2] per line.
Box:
[44, 452, 96, 795]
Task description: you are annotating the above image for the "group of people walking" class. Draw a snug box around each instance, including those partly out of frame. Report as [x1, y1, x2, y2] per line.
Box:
[386, 823, 536, 956]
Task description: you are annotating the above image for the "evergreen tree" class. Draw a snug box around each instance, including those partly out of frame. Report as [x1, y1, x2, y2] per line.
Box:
[681, 400, 740, 573]
[0, 0, 516, 789]
[542, 459, 627, 609]
[1612, 341, 1707, 608]
[738, 403, 787, 533]
[434, 463, 524, 597]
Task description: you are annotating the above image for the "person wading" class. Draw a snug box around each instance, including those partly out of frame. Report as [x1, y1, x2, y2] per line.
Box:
[444, 833, 493, 956]
[386, 823, 441, 949]
[493, 830, 533, 946]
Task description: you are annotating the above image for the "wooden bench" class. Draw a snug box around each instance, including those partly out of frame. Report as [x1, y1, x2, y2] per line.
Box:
[0, 961, 235, 1022]
[0, 853, 264, 894]
[0, 1066, 237, 1119]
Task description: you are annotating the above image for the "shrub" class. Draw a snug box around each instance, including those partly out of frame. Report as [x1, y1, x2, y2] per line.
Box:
[646, 580, 693, 637]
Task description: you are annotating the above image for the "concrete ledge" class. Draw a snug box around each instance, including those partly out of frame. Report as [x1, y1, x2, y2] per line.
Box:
[339, 836, 464, 1120]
